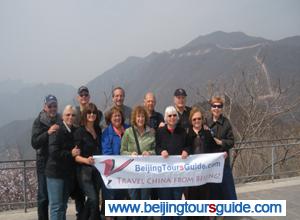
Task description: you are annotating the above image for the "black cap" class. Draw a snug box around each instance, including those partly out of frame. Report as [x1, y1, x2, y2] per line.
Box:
[174, 88, 187, 97]
[44, 94, 57, 105]
[78, 86, 89, 95]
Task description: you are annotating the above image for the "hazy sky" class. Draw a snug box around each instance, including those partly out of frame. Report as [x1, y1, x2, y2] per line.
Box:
[1, 0, 300, 86]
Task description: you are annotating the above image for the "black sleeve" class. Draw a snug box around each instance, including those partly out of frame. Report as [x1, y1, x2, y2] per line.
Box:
[73, 128, 83, 151]
[159, 113, 165, 123]
[204, 130, 218, 153]
[48, 129, 73, 162]
[182, 131, 191, 154]
[155, 128, 166, 155]
[31, 118, 48, 150]
[221, 120, 235, 151]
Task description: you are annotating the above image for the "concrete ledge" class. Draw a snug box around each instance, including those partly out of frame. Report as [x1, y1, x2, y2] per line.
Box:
[236, 176, 300, 194]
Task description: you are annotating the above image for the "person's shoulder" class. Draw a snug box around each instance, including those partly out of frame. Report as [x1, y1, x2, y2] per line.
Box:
[123, 105, 132, 111]
[146, 126, 155, 135]
[154, 110, 164, 118]
[123, 126, 133, 136]
[103, 124, 113, 133]
[124, 123, 130, 129]
[156, 125, 167, 133]
[74, 126, 85, 135]
[186, 106, 192, 112]
[33, 113, 41, 125]
[175, 125, 187, 134]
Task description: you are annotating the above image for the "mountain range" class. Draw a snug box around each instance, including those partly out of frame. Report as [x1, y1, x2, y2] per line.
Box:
[0, 31, 299, 160]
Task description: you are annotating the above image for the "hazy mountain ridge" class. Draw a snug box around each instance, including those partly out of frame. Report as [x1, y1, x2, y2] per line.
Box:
[88, 31, 300, 113]
[0, 82, 76, 127]
[1, 31, 300, 160]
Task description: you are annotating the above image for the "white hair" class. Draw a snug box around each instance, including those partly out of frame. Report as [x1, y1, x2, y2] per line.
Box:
[63, 105, 76, 116]
[164, 106, 179, 123]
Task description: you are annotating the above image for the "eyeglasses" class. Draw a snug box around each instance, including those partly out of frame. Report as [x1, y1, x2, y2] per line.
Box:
[211, 104, 223, 109]
[192, 117, 202, 121]
[65, 113, 75, 117]
[168, 114, 177, 118]
[87, 110, 97, 115]
[47, 105, 57, 109]
[79, 93, 89, 97]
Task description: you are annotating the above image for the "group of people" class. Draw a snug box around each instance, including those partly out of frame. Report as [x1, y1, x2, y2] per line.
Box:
[31, 86, 237, 220]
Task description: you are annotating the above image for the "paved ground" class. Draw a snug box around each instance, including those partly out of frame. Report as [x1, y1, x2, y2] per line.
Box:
[1, 176, 300, 220]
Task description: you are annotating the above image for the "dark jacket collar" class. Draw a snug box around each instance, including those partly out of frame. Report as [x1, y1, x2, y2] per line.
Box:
[208, 114, 225, 126]
[39, 110, 61, 126]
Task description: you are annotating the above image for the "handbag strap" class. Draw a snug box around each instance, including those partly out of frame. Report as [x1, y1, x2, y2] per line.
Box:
[132, 127, 142, 155]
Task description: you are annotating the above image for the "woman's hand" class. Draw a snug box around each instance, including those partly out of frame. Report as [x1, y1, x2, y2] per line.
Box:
[71, 146, 80, 157]
[142, 151, 150, 156]
[181, 150, 188, 159]
[223, 151, 228, 159]
[214, 137, 222, 146]
[86, 156, 95, 165]
[131, 152, 138, 156]
[161, 150, 169, 159]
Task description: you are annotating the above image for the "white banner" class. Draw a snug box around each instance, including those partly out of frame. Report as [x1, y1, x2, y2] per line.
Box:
[94, 153, 224, 189]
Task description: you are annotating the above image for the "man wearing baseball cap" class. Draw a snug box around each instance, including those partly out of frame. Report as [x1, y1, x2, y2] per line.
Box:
[31, 94, 61, 220]
[173, 88, 191, 130]
[74, 86, 103, 127]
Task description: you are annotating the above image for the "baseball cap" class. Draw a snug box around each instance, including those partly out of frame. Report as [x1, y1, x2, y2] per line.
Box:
[78, 86, 89, 95]
[44, 94, 57, 105]
[174, 88, 187, 97]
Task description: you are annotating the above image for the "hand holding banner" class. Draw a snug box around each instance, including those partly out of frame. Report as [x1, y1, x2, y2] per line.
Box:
[94, 153, 224, 189]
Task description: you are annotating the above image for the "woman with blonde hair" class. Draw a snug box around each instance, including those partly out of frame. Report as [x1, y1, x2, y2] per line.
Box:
[121, 106, 155, 203]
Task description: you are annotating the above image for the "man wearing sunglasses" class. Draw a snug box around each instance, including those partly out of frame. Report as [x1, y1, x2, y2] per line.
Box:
[31, 94, 61, 220]
[74, 86, 103, 127]
[206, 96, 237, 201]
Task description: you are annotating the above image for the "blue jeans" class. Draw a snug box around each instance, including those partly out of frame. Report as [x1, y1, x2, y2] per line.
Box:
[79, 168, 101, 220]
[209, 162, 237, 200]
[37, 172, 49, 220]
[47, 177, 71, 220]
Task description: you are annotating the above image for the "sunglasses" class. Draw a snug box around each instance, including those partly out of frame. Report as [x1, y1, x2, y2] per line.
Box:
[79, 93, 89, 97]
[87, 110, 97, 115]
[65, 113, 75, 117]
[168, 114, 177, 118]
[192, 117, 202, 122]
[47, 105, 57, 109]
[211, 104, 223, 109]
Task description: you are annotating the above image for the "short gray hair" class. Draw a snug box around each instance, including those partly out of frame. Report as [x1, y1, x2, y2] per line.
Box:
[164, 106, 179, 123]
[63, 105, 76, 116]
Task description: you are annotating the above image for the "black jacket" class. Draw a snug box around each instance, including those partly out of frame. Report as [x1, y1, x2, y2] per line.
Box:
[31, 111, 61, 173]
[155, 125, 190, 155]
[206, 114, 235, 153]
[74, 126, 102, 182]
[148, 111, 164, 130]
[177, 106, 192, 130]
[45, 122, 76, 179]
[187, 127, 219, 154]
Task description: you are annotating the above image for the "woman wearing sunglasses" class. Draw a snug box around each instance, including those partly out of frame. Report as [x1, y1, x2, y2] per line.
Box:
[155, 106, 190, 219]
[185, 107, 219, 220]
[74, 103, 102, 220]
[206, 96, 237, 201]
[45, 105, 80, 220]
